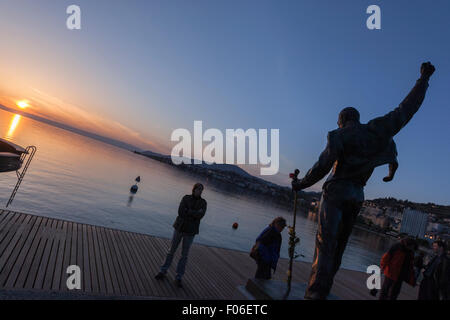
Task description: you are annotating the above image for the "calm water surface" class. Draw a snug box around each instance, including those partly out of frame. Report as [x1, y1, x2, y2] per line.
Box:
[0, 109, 394, 272]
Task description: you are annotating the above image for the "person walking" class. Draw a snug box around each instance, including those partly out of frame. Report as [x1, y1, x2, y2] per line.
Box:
[155, 183, 207, 288]
[252, 217, 286, 280]
[418, 240, 449, 300]
[379, 238, 417, 300]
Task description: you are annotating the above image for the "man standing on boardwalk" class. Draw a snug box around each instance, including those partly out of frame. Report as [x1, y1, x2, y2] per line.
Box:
[155, 183, 207, 288]
[292, 62, 435, 300]
[418, 240, 449, 300]
[379, 238, 417, 300]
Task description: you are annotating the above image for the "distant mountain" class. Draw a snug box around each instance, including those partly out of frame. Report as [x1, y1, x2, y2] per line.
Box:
[139, 150, 274, 185]
[0, 104, 141, 152]
[198, 162, 255, 179]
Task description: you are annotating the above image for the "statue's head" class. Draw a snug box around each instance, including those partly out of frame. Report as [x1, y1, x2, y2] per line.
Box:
[338, 107, 360, 128]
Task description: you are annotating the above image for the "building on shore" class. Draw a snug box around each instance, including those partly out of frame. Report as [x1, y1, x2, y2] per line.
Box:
[359, 206, 391, 229]
[427, 222, 446, 233]
[400, 208, 428, 238]
[425, 222, 450, 242]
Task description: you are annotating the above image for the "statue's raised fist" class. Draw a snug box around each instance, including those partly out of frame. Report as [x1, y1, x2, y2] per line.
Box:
[420, 61, 435, 79]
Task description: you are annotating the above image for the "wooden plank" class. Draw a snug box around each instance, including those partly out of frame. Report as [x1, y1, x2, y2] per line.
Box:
[0, 211, 17, 230]
[99, 226, 125, 295]
[110, 229, 143, 295]
[0, 211, 14, 230]
[3, 215, 43, 288]
[69, 221, 77, 266]
[191, 246, 235, 298]
[104, 228, 134, 295]
[34, 223, 56, 289]
[191, 247, 231, 298]
[122, 231, 160, 296]
[115, 230, 149, 296]
[0, 213, 29, 269]
[159, 235, 202, 299]
[22, 217, 50, 289]
[0, 212, 23, 253]
[86, 225, 99, 293]
[0, 214, 35, 287]
[152, 235, 207, 299]
[63, 221, 76, 291]
[133, 233, 175, 298]
[191, 248, 233, 299]
[96, 225, 119, 295]
[136, 233, 178, 298]
[91, 226, 107, 294]
[50, 220, 67, 290]
[210, 248, 247, 285]
[42, 219, 63, 290]
[0, 213, 31, 267]
[75, 223, 83, 291]
[125, 231, 168, 297]
[81, 224, 92, 292]
[153, 236, 203, 299]
[0, 210, 9, 225]
[209, 247, 252, 287]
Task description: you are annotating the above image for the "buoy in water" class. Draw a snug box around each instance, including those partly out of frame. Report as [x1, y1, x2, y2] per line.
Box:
[135, 176, 141, 182]
[232, 222, 238, 229]
[130, 184, 139, 194]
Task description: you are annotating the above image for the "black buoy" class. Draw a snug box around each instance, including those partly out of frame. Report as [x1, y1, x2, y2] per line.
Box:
[232, 222, 239, 230]
[135, 176, 141, 182]
[130, 184, 138, 194]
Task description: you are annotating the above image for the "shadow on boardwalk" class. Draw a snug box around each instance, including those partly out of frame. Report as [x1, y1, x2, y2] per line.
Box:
[0, 210, 418, 300]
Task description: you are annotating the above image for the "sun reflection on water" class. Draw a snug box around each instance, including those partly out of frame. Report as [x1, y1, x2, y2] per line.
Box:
[6, 114, 21, 139]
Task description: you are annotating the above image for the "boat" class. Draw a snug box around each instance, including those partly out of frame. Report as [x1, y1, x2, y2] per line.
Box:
[0, 139, 27, 172]
[0, 138, 37, 207]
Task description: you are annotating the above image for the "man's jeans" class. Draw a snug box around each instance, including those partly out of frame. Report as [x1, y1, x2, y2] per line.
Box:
[160, 229, 195, 280]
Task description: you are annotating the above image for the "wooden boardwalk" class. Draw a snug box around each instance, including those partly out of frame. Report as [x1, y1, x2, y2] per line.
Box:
[0, 210, 418, 299]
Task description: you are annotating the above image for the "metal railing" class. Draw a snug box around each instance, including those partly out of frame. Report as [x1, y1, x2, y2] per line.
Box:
[6, 145, 37, 207]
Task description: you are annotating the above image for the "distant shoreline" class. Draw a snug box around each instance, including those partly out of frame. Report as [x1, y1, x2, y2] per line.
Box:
[133, 150, 321, 213]
[353, 223, 396, 240]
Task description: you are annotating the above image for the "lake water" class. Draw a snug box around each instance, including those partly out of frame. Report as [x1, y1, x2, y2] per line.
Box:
[0, 109, 395, 273]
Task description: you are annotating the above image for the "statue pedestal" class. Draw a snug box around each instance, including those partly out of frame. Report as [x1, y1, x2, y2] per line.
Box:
[234, 278, 339, 300]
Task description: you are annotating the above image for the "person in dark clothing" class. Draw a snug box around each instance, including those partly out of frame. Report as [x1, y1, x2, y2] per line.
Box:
[292, 62, 435, 300]
[379, 238, 417, 300]
[254, 217, 286, 280]
[155, 183, 207, 288]
[414, 252, 425, 281]
[418, 240, 449, 300]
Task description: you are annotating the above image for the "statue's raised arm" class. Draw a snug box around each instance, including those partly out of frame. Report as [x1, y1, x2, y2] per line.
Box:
[367, 62, 435, 139]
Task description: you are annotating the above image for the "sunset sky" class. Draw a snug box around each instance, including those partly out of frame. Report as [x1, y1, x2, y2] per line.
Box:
[0, 0, 449, 204]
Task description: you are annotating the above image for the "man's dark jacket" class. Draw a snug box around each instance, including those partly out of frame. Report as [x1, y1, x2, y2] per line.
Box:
[173, 194, 207, 235]
[420, 253, 450, 300]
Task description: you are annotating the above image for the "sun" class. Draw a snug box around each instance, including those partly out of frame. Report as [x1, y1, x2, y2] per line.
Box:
[16, 101, 29, 109]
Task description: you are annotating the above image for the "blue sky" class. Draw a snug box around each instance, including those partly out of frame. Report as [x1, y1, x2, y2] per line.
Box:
[0, 0, 449, 204]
